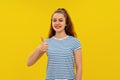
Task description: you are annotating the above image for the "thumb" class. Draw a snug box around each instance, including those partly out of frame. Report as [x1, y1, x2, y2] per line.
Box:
[41, 37, 44, 42]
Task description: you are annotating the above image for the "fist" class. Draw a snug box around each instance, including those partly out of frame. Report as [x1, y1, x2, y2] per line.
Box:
[38, 37, 48, 53]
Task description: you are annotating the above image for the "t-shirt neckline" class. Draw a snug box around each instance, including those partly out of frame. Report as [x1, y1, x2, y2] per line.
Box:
[53, 35, 69, 40]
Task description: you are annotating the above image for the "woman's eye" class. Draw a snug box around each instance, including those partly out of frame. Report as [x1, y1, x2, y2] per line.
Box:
[53, 19, 57, 22]
[59, 19, 63, 22]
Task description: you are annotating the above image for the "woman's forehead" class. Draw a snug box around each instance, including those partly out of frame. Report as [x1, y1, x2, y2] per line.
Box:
[52, 13, 65, 19]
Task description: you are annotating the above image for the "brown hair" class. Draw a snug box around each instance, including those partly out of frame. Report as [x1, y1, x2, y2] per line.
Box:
[48, 8, 77, 38]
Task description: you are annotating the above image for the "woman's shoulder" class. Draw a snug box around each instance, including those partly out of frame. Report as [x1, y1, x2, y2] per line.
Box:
[69, 36, 82, 48]
[68, 36, 80, 41]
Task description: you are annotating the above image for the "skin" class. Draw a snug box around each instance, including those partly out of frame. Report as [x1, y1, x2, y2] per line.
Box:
[74, 48, 82, 80]
[26, 37, 48, 66]
[52, 13, 67, 38]
[27, 13, 82, 80]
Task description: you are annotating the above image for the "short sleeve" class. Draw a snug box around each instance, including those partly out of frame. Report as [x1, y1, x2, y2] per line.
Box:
[72, 38, 82, 51]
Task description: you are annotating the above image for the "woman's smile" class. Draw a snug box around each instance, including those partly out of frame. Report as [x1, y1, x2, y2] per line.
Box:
[54, 25, 62, 29]
[52, 13, 66, 32]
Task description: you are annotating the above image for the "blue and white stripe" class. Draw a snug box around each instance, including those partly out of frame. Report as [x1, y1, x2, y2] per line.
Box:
[45, 36, 82, 80]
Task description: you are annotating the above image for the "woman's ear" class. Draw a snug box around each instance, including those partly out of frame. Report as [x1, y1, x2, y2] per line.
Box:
[65, 25, 69, 30]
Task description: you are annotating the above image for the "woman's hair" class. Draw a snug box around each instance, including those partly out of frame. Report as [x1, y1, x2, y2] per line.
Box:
[48, 8, 77, 38]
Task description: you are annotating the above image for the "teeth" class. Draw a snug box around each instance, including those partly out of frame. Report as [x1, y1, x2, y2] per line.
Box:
[55, 26, 61, 29]
[55, 26, 60, 27]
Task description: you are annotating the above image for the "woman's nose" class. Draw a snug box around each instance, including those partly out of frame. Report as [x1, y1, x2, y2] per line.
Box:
[55, 20, 60, 24]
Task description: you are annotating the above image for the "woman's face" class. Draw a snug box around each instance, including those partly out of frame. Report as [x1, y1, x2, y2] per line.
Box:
[52, 13, 66, 33]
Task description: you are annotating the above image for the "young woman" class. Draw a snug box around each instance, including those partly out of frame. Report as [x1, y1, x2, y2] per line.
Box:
[27, 8, 82, 80]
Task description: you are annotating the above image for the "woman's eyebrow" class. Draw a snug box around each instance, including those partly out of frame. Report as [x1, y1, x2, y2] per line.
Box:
[59, 18, 63, 19]
[52, 18, 56, 19]
[52, 18, 63, 20]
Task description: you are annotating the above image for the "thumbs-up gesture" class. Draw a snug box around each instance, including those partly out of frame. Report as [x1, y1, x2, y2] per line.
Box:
[38, 37, 48, 53]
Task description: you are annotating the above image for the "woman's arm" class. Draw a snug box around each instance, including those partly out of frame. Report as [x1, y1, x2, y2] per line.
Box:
[74, 48, 82, 80]
[27, 38, 48, 66]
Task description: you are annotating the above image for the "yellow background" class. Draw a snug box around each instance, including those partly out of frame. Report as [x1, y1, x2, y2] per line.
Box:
[0, 0, 120, 80]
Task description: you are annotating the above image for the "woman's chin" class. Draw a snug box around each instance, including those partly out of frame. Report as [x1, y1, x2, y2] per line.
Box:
[53, 27, 65, 33]
[54, 30, 64, 33]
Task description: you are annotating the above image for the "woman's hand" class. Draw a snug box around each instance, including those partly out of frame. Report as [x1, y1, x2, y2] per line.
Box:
[27, 37, 48, 66]
[38, 37, 48, 53]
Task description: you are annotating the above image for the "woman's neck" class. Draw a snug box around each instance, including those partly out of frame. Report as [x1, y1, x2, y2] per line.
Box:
[54, 31, 68, 39]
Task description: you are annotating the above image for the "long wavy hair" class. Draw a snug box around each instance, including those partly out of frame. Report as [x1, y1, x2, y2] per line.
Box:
[48, 8, 77, 38]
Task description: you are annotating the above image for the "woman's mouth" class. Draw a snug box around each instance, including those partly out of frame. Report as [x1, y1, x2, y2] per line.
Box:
[54, 26, 61, 29]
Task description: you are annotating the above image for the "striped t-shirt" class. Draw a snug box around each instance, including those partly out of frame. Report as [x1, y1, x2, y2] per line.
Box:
[45, 35, 82, 80]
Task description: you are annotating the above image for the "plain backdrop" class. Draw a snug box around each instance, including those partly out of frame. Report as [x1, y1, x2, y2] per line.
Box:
[0, 0, 120, 80]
